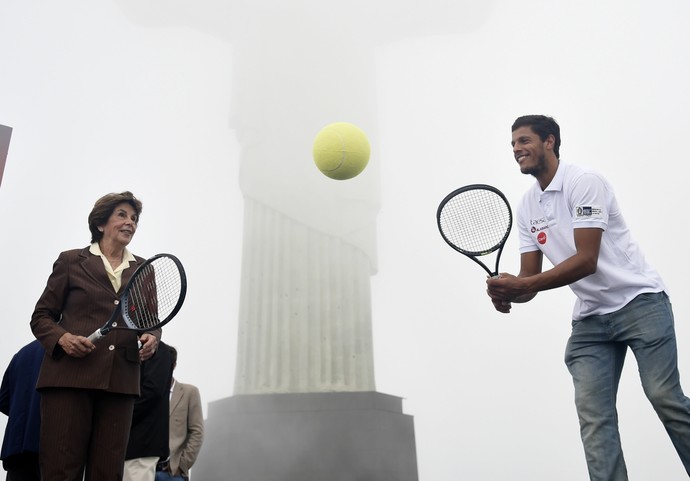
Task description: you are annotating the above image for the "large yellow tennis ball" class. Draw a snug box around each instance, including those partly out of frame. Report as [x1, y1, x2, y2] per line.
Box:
[312, 122, 370, 180]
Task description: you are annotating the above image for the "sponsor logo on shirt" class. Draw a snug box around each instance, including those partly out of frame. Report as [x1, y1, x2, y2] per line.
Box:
[530, 217, 548, 234]
[537, 231, 547, 245]
[575, 205, 603, 218]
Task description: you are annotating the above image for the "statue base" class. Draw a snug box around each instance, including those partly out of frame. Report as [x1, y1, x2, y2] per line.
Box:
[193, 391, 418, 481]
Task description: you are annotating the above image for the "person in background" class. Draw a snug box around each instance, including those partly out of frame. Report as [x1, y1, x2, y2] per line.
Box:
[124, 341, 173, 481]
[0, 340, 43, 481]
[486, 115, 690, 480]
[30, 191, 160, 481]
[155, 346, 204, 481]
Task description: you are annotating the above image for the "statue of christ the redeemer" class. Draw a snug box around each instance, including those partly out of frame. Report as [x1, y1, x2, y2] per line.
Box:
[116, 0, 494, 395]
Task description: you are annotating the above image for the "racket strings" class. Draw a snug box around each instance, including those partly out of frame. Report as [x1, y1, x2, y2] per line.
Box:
[439, 189, 511, 255]
[125, 257, 183, 330]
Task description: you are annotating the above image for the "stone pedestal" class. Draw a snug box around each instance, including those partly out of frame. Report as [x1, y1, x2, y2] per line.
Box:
[193, 391, 418, 481]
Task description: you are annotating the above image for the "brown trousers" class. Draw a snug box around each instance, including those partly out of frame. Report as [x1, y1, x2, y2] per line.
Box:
[40, 389, 134, 481]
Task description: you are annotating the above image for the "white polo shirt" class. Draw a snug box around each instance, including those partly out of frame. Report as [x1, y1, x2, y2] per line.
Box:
[517, 161, 665, 320]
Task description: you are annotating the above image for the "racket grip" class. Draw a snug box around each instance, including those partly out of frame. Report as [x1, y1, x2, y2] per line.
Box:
[87, 329, 104, 343]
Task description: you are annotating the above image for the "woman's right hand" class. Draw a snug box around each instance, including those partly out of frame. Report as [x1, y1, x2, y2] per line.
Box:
[58, 333, 96, 358]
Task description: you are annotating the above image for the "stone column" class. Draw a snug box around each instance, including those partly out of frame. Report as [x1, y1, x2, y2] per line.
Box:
[234, 198, 375, 394]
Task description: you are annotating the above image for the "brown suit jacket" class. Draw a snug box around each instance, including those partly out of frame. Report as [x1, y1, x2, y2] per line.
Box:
[168, 380, 204, 478]
[31, 247, 158, 395]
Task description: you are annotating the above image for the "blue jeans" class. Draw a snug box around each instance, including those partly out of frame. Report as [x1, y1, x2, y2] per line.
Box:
[565, 292, 690, 481]
[154, 471, 185, 481]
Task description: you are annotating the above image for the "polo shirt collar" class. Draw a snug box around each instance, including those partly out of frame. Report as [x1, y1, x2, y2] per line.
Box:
[544, 161, 565, 192]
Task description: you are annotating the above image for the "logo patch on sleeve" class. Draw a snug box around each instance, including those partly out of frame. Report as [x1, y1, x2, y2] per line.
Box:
[575, 205, 603, 219]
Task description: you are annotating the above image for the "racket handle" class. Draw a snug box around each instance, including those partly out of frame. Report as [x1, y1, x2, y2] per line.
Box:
[87, 329, 104, 343]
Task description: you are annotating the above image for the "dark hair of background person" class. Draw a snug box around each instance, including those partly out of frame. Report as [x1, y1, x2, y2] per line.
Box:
[168, 346, 177, 370]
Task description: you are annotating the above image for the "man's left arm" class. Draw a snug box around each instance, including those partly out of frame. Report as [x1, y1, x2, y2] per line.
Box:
[488, 227, 602, 301]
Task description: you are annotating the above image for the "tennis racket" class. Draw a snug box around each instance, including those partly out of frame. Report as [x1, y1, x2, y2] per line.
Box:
[437, 184, 513, 277]
[87, 253, 187, 343]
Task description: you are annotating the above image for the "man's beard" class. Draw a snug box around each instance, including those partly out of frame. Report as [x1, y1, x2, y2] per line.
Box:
[521, 152, 548, 177]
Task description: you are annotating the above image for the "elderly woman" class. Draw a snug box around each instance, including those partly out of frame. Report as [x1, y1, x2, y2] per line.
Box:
[30, 191, 160, 481]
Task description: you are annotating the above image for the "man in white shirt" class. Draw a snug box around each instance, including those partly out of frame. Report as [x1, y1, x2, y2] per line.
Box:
[486, 115, 690, 480]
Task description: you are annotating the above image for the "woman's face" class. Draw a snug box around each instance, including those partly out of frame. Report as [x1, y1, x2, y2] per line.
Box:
[99, 202, 138, 248]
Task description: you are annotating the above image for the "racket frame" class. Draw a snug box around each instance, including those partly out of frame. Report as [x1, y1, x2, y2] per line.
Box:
[436, 183, 513, 277]
[87, 253, 187, 342]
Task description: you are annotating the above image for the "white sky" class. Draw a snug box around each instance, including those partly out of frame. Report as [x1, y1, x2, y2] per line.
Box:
[2, 0, 690, 480]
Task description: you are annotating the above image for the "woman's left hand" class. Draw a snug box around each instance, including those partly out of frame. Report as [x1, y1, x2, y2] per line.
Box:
[138, 333, 158, 361]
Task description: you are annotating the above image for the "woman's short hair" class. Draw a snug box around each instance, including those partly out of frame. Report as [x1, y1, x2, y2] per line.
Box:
[88, 191, 143, 243]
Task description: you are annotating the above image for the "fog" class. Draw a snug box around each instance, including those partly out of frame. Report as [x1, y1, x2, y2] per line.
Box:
[1, 0, 690, 479]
